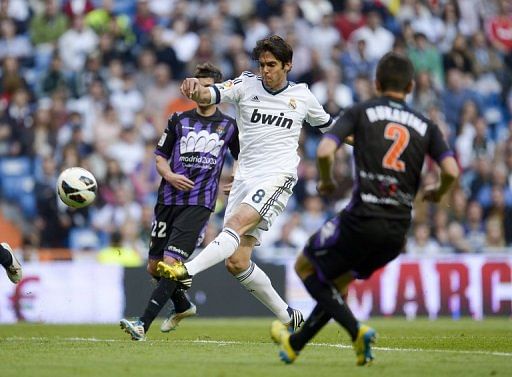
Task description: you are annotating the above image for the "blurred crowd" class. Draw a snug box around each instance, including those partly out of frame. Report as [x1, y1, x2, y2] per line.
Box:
[0, 0, 511, 264]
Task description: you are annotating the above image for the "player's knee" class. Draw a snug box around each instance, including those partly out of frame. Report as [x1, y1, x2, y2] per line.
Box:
[294, 253, 314, 280]
[225, 207, 260, 235]
[224, 215, 244, 234]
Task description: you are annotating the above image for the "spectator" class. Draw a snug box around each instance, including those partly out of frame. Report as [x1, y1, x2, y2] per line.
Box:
[62, 0, 95, 20]
[411, 70, 440, 115]
[34, 156, 70, 248]
[162, 17, 200, 66]
[134, 48, 157, 94]
[132, 0, 158, 46]
[40, 54, 68, 97]
[109, 72, 145, 127]
[308, 13, 341, 64]
[301, 195, 328, 232]
[6, 87, 34, 156]
[407, 222, 440, 256]
[143, 63, 180, 133]
[92, 183, 142, 238]
[0, 18, 32, 66]
[29, 0, 69, 73]
[464, 200, 486, 252]
[0, 56, 27, 99]
[441, 68, 480, 133]
[446, 221, 472, 253]
[311, 64, 353, 111]
[443, 34, 473, 75]
[438, 0, 461, 53]
[58, 14, 99, 73]
[469, 30, 503, 80]
[67, 79, 107, 143]
[339, 33, 376, 91]
[334, 0, 365, 41]
[408, 32, 444, 89]
[351, 9, 394, 61]
[432, 208, 450, 249]
[107, 126, 145, 175]
[477, 164, 512, 210]
[484, 217, 507, 251]
[97, 230, 143, 267]
[485, 185, 512, 246]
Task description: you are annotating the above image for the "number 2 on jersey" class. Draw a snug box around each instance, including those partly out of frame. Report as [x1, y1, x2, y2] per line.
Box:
[382, 123, 410, 172]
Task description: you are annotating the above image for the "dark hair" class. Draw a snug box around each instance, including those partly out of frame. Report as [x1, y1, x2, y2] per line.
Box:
[251, 35, 293, 67]
[376, 52, 414, 92]
[194, 62, 223, 83]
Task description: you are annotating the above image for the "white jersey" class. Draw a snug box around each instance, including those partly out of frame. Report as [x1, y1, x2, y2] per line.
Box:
[209, 71, 332, 180]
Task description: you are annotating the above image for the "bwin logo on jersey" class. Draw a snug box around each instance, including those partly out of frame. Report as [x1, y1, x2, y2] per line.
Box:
[250, 109, 293, 129]
[179, 130, 224, 157]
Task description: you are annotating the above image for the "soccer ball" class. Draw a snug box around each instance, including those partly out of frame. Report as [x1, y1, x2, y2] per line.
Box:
[56, 167, 97, 208]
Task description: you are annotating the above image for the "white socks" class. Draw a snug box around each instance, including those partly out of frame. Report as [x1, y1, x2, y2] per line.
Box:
[185, 228, 240, 276]
[236, 261, 290, 323]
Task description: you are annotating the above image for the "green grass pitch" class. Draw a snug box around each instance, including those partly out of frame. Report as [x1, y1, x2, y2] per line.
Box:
[0, 318, 510, 377]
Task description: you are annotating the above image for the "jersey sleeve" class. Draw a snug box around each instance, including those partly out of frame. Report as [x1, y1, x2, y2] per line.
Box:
[427, 122, 454, 163]
[209, 72, 247, 105]
[155, 113, 178, 158]
[228, 122, 240, 160]
[323, 106, 357, 146]
[305, 90, 333, 132]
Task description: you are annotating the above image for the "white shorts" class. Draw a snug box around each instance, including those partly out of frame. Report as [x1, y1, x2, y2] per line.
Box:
[224, 175, 296, 244]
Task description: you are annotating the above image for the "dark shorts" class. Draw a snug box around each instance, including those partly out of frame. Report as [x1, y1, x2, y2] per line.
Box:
[303, 210, 409, 281]
[149, 204, 211, 261]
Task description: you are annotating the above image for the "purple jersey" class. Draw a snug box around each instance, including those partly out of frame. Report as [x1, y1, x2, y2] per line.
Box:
[155, 109, 239, 210]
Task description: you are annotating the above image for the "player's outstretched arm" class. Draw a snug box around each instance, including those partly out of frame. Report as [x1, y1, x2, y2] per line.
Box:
[180, 78, 212, 105]
[422, 156, 459, 202]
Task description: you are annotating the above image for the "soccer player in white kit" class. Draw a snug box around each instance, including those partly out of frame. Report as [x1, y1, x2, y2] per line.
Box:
[158, 35, 334, 330]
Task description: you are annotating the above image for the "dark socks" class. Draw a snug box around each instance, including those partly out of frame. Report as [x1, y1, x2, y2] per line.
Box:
[140, 278, 178, 332]
[0, 245, 13, 268]
[289, 304, 331, 351]
[171, 289, 192, 313]
[302, 274, 359, 341]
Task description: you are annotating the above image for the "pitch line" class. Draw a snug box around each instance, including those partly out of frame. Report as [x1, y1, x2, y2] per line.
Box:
[3, 336, 511, 357]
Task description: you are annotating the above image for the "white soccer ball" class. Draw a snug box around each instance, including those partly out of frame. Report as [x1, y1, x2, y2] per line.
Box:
[56, 167, 97, 208]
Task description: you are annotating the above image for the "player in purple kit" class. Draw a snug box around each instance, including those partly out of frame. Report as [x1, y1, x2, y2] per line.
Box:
[120, 63, 239, 340]
[270, 53, 460, 365]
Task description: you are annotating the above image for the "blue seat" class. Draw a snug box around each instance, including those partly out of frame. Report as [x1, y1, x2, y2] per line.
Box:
[0, 157, 32, 177]
[1, 175, 35, 201]
[18, 193, 37, 218]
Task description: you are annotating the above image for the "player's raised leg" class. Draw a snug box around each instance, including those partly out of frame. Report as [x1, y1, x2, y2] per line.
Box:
[0, 242, 22, 284]
[157, 203, 260, 280]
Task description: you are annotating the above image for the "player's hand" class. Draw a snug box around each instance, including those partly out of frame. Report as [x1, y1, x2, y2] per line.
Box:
[422, 184, 442, 203]
[167, 173, 194, 191]
[317, 179, 337, 196]
[180, 78, 200, 99]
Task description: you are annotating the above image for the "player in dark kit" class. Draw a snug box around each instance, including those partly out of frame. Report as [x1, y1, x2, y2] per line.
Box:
[271, 52, 460, 365]
[120, 63, 239, 340]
